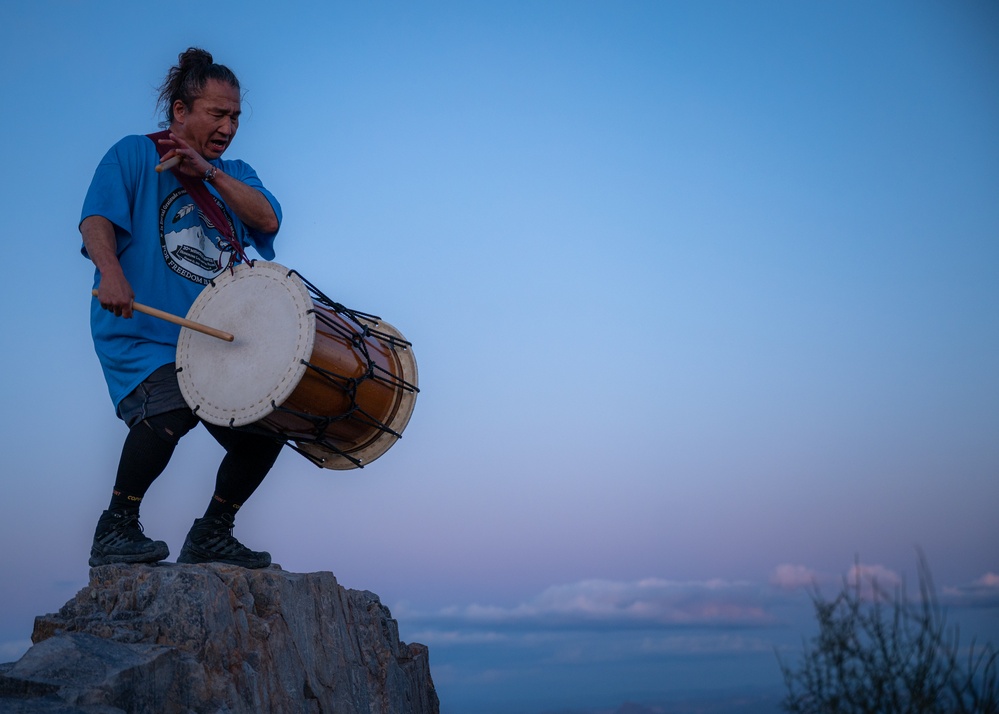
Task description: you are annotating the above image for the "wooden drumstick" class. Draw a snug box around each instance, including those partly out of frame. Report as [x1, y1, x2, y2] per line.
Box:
[91, 289, 234, 342]
[155, 155, 182, 173]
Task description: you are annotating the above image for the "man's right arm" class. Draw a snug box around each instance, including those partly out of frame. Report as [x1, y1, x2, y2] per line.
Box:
[81, 215, 134, 318]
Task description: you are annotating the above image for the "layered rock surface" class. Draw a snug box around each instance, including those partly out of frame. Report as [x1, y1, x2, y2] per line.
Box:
[0, 563, 438, 713]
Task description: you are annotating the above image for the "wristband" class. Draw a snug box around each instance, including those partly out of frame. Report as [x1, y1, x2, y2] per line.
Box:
[204, 166, 218, 183]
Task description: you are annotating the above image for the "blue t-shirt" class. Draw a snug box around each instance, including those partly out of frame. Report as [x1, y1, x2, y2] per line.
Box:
[81, 134, 282, 413]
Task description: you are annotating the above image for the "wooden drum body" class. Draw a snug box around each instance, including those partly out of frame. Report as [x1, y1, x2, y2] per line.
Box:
[176, 261, 418, 469]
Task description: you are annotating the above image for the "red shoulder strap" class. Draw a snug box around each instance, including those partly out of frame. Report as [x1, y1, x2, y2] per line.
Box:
[147, 131, 250, 269]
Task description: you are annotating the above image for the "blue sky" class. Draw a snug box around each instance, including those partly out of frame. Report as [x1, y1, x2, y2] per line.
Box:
[1, 2, 997, 712]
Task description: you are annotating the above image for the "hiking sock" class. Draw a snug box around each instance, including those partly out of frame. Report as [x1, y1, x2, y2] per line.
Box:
[203, 492, 242, 521]
[107, 490, 143, 514]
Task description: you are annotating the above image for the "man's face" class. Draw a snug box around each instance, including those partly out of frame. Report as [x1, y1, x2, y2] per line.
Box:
[172, 79, 241, 160]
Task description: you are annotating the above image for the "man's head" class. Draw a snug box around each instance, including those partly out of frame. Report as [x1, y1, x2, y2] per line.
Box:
[158, 48, 242, 160]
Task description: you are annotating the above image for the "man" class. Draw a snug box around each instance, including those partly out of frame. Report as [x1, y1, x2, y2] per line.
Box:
[81, 48, 284, 569]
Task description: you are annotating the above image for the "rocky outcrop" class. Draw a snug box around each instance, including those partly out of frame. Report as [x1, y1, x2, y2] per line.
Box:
[0, 563, 438, 713]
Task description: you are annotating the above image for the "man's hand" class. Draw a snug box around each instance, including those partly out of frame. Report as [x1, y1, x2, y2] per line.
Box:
[157, 133, 213, 180]
[96, 272, 135, 318]
[81, 215, 135, 318]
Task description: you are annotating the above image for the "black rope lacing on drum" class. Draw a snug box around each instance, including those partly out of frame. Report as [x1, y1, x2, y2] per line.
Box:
[287, 440, 361, 468]
[292, 270, 419, 397]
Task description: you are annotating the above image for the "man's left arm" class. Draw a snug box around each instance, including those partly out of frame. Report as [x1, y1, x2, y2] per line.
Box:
[209, 170, 279, 234]
[158, 132, 279, 235]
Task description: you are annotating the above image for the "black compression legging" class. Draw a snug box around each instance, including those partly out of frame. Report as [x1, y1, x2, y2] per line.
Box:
[110, 408, 284, 514]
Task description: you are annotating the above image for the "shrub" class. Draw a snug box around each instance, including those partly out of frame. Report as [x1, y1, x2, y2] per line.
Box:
[778, 554, 998, 714]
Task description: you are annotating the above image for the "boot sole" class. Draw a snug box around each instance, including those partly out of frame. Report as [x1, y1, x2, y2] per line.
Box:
[177, 548, 271, 569]
[89, 544, 170, 567]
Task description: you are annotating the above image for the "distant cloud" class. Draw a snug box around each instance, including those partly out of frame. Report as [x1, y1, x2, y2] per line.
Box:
[846, 563, 902, 589]
[768, 561, 999, 610]
[977, 573, 999, 588]
[770, 564, 820, 590]
[394, 567, 999, 687]
[396, 566, 999, 652]
[770, 562, 906, 598]
[416, 578, 775, 629]
[943, 572, 999, 608]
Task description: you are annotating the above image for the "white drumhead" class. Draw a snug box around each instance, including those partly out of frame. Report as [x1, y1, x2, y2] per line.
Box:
[176, 261, 315, 427]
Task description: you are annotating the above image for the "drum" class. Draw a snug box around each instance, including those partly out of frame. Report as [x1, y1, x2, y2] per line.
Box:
[176, 261, 418, 470]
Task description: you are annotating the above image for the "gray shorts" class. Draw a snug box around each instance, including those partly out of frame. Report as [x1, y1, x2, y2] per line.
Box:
[117, 363, 192, 428]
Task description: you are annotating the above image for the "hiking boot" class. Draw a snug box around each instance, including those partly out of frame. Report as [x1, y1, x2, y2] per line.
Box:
[89, 510, 170, 567]
[177, 513, 271, 569]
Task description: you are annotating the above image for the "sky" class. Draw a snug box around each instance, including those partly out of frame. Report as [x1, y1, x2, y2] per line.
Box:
[1, 1, 998, 712]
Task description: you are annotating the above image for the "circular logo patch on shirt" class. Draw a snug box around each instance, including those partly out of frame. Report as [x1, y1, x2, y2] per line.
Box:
[159, 188, 237, 285]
